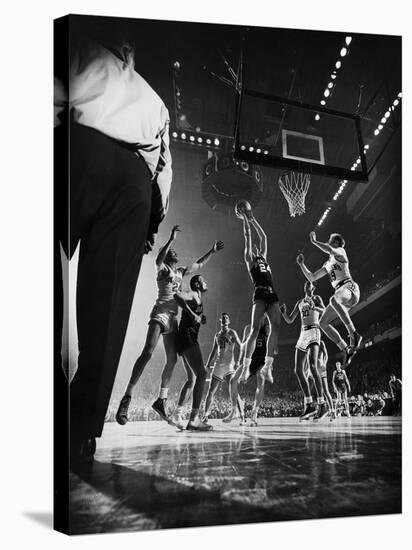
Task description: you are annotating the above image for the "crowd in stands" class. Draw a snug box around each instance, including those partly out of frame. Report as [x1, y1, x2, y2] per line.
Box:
[106, 383, 399, 422]
[363, 312, 401, 341]
[361, 265, 401, 301]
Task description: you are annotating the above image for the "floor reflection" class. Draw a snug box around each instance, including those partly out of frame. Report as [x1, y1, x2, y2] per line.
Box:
[69, 417, 401, 534]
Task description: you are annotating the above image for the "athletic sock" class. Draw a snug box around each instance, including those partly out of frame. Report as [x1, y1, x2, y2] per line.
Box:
[174, 405, 184, 416]
[337, 339, 347, 351]
[189, 408, 200, 423]
[304, 396, 313, 404]
[317, 397, 325, 404]
[159, 387, 168, 399]
[244, 357, 252, 369]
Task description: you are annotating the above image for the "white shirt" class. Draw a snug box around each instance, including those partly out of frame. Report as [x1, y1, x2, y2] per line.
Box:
[54, 36, 172, 220]
[323, 247, 352, 288]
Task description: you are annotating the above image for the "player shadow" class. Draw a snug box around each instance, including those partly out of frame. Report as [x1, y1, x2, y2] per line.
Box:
[22, 511, 53, 529]
[70, 458, 284, 534]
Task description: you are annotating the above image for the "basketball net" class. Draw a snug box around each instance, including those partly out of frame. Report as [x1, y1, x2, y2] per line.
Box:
[278, 171, 311, 217]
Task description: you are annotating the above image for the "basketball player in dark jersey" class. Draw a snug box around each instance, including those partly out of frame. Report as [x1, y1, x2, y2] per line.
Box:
[172, 274, 212, 431]
[238, 212, 281, 383]
[332, 362, 351, 416]
[226, 317, 270, 426]
[116, 225, 223, 425]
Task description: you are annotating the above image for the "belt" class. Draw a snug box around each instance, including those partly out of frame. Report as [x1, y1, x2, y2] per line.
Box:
[302, 324, 320, 331]
[335, 278, 353, 290]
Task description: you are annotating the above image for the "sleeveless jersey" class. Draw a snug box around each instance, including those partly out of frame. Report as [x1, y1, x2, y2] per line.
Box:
[250, 257, 274, 289]
[179, 298, 203, 338]
[252, 323, 269, 361]
[299, 297, 320, 328]
[323, 247, 352, 289]
[335, 370, 346, 387]
[155, 264, 184, 311]
[215, 331, 235, 366]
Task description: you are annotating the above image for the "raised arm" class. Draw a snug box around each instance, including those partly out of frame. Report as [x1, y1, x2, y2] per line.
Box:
[280, 301, 300, 324]
[156, 225, 180, 267]
[242, 215, 253, 266]
[205, 335, 219, 369]
[173, 291, 201, 324]
[250, 217, 267, 258]
[185, 240, 224, 274]
[309, 232, 346, 263]
[309, 231, 334, 255]
[296, 253, 327, 283]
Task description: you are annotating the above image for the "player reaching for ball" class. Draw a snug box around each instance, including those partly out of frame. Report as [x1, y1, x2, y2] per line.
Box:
[296, 231, 362, 366]
[236, 201, 281, 383]
[116, 225, 224, 426]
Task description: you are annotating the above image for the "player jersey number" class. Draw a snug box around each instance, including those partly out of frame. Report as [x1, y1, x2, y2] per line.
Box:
[329, 263, 342, 283]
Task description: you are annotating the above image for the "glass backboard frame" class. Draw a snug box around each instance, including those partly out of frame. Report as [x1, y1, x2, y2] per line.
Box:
[233, 87, 369, 182]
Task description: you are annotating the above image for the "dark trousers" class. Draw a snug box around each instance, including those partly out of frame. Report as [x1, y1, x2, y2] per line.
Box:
[55, 122, 151, 439]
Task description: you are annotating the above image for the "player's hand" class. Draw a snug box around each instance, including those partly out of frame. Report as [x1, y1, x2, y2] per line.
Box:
[280, 304, 286, 314]
[296, 253, 304, 265]
[144, 233, 156, 254]
[171, 225, 181, 240]
[309, 231, 316, 243]
[212, 240, 224, 252]
[193, 314, 202, 324]
[201, 314, 207, 325]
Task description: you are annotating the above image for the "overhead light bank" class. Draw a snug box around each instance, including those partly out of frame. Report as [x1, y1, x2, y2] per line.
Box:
[315, 36, 352, 122]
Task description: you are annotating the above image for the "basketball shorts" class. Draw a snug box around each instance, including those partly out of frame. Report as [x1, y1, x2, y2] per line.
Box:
[318, 361, 327, 378]
[296, 326, 321, 352]
[176, 326, 199, 355]
[249, 355, 266, 378]
[212, 361, 235, 382]
[336, 384, 347, 394]
[334, 280, 360, 308]
[149, 304, 178, 335]
[253, 286, 279, 308]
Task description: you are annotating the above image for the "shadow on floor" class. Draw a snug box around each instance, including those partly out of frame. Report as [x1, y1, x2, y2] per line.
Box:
[70, 459, 281, 534]
[23, 511, 53, 529]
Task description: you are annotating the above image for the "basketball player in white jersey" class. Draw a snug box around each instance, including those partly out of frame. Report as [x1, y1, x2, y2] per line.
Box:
[297, 232, 362, 366]
[317, 340, 336, 420]
[280, 281, 328, 420]
[198, 312, 244, 424]
[116, 225, 224, 425]
[238, 211, 281, 384]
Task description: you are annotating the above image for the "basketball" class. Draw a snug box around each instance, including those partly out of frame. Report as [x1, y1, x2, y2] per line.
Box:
[235, 200, 253, 219]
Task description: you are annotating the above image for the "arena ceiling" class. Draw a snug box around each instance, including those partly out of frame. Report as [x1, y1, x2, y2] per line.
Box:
[75, 16, 402, 303]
